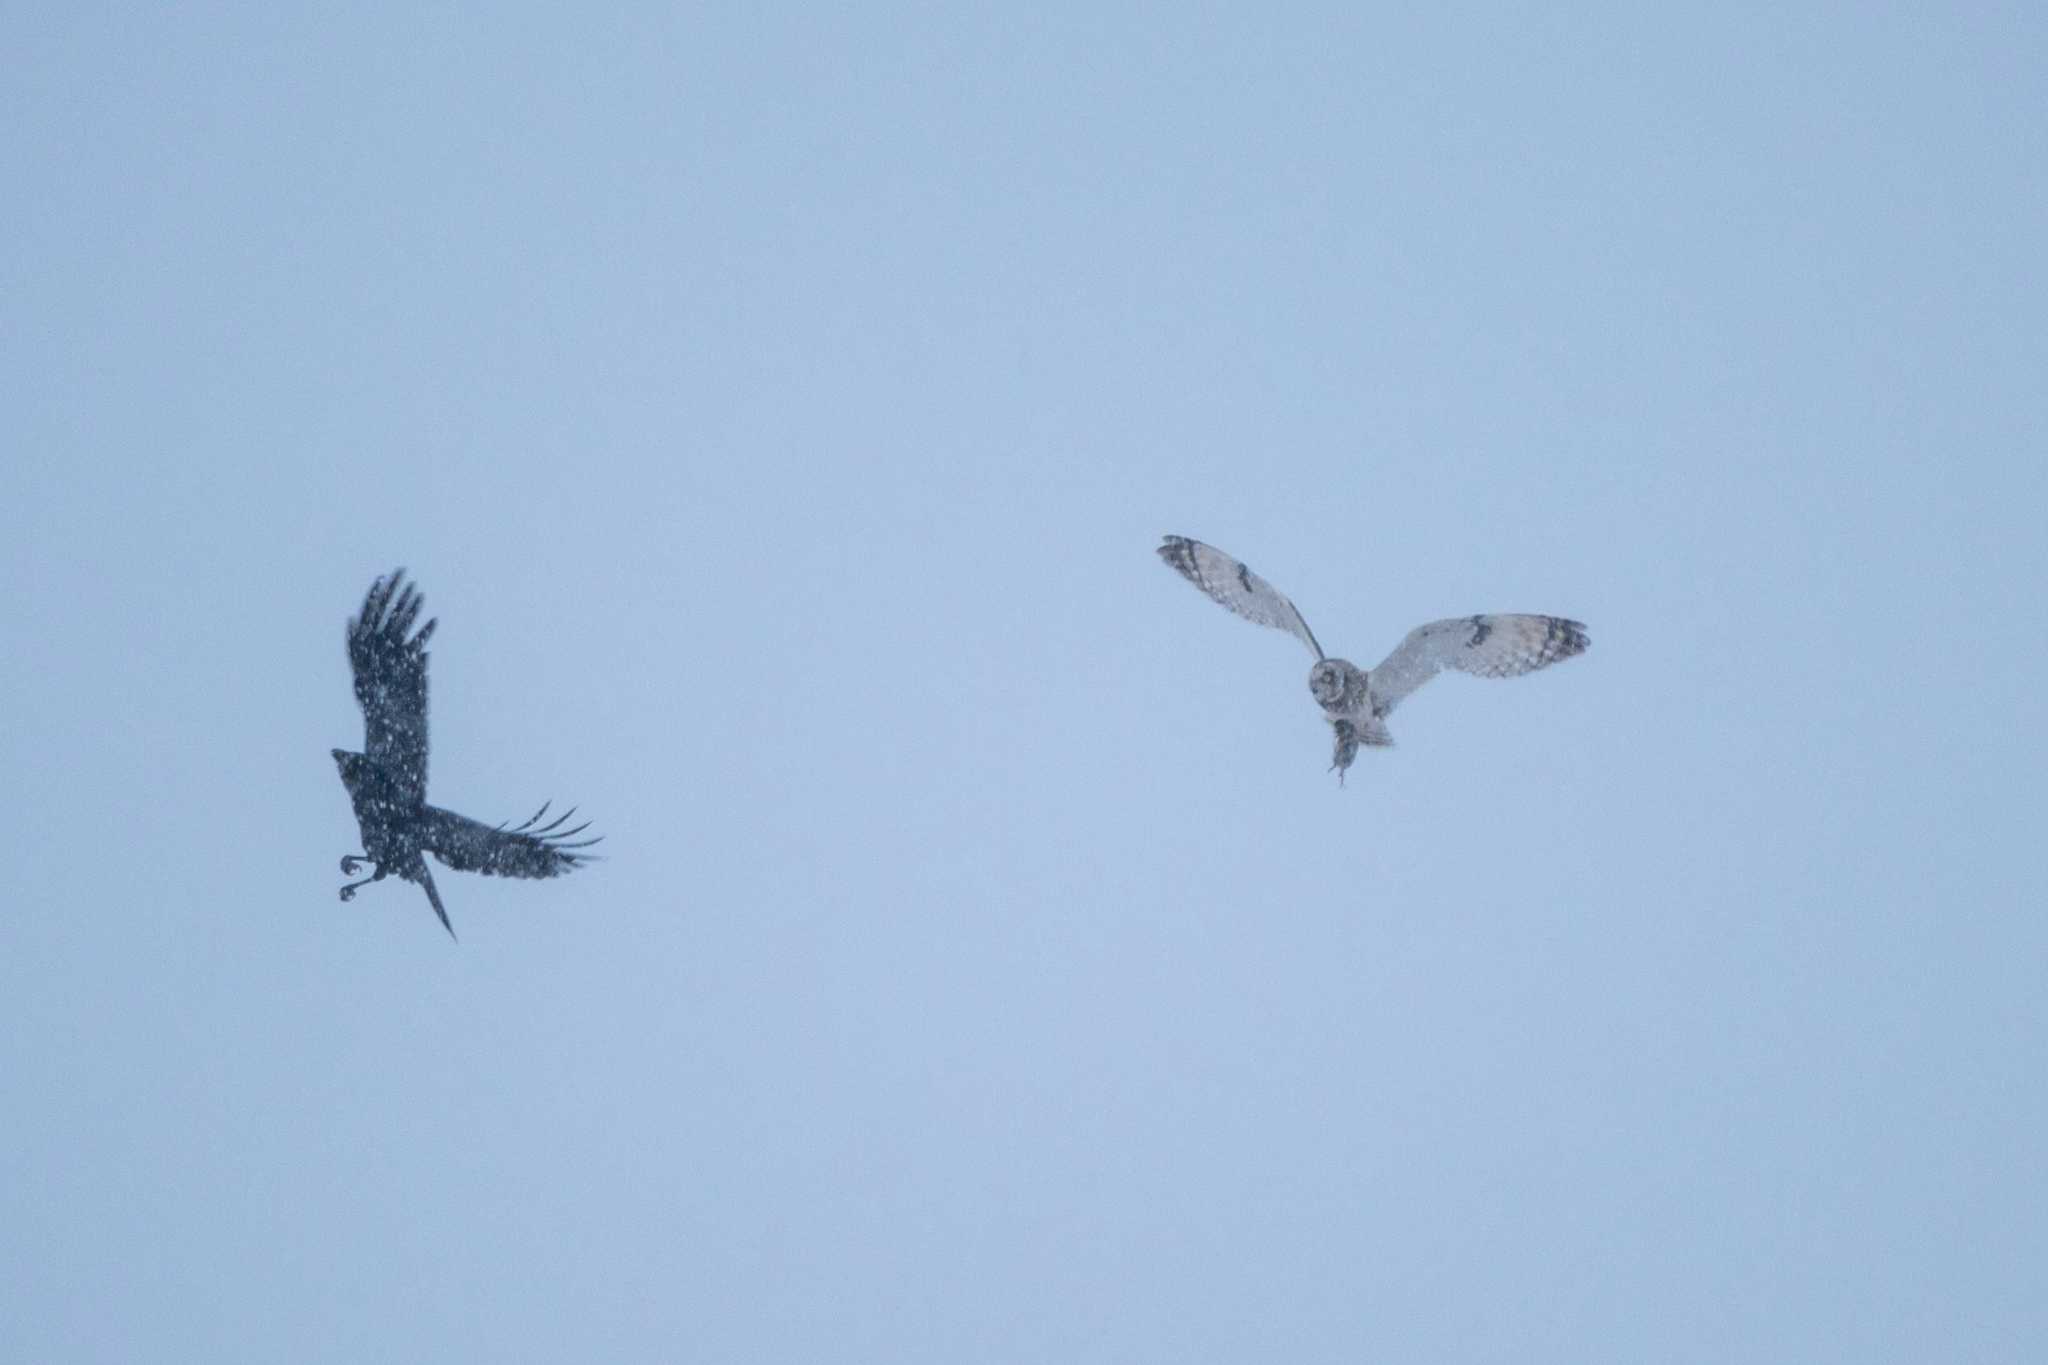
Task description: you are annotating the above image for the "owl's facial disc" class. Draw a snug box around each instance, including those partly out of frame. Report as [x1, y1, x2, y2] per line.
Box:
[1309, 660, 1346, 708]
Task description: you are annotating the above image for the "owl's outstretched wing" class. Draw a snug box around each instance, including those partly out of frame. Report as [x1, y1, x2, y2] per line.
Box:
[1156, 535, 1324, 660]
[421, 802, 602, 880]
[348, 569, 435, 803]
[1370, 614, 1589, 715]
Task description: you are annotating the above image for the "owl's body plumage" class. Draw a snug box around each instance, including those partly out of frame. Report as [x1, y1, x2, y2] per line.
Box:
[1156, 535, 1589, 780]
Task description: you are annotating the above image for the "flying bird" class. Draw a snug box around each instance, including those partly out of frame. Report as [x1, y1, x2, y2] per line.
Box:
[1156, 535, 1589, 781]
[332, 570, 600, 938]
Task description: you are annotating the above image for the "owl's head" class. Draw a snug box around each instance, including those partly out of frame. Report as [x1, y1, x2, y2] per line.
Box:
[1308, 658, 1362, 711]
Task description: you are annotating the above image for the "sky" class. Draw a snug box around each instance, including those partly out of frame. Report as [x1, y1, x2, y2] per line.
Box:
[4, 4, 2045, 1361]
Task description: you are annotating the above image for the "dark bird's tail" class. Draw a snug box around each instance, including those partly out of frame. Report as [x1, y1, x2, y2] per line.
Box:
[420, 865, 456, 941]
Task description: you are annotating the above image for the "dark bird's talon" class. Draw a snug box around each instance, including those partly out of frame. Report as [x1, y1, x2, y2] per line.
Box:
[340, 855, 362, 874]
[339, 885, 356, 902]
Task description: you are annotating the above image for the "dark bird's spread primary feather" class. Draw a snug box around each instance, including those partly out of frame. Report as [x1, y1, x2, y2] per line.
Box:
[333, 570, 599, 939]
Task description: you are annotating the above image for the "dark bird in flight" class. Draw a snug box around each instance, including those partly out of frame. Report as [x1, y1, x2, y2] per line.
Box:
[332, 570, 600, 939]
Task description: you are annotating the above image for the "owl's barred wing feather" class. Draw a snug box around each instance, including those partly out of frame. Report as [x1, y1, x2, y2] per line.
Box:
[1370, 614, 1589, 715]
[1156, 535, 1324, 660]
[347, 569, 436, 804]
[421, 802, 602, 880]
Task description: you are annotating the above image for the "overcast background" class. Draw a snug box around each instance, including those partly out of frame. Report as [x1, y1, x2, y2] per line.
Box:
[5, 5, 2044, 1362]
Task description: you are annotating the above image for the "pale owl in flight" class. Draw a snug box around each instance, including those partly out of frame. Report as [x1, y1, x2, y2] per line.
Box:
[1156, 535, 1590, 781]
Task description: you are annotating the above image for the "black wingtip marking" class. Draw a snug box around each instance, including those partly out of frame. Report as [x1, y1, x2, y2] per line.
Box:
[1545, 617, 1590, 662]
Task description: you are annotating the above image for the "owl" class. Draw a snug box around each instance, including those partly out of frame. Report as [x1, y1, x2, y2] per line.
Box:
[1156, 535, 1589, 780]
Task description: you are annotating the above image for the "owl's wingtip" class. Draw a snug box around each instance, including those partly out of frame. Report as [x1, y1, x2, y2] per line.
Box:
[1548, 617, 1591, 661]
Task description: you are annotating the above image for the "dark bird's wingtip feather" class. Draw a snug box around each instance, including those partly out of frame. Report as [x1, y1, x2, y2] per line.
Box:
[529, 806, 580, 836]
[500, 801, 552, 833]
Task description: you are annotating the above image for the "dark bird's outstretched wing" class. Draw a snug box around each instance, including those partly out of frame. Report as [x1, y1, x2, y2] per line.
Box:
[1156, 535, 1325, 660]
[421, 803, 602, 880]
[347, 569, 435, 803]
[1370, 614, 1589, 715]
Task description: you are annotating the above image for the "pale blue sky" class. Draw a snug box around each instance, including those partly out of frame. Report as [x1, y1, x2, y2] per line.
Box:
[4, 5, 2044, 1361]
